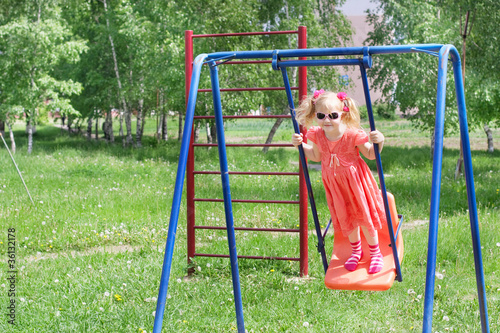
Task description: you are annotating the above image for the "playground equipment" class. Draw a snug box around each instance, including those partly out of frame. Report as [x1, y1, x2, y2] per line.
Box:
[154, 43, 490, 333]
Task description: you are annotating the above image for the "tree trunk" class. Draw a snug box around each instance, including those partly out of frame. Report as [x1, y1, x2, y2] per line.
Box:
[206, 122, 212, 144]
[194, 121, 201, 143]
[125, 111, 133, 147]
[95, 117, 99, 140]
[136, 80, 145, 147]
[262, 116, 285, 153]
[105, 109, 114, 143]
[67, 116, 73, 134]
[178, 112, 183, 141]
[161, 112, 168, 141]
[119, 112, 124, 140]
[136, 101, 144, 148]
[7, 122, 15, 154]
[87, 117, 92, 140]
[210, 123, 217, 144]
[103, 0, 129, 147]
[141, 108, 146, 142]
[27, 121, 33, 154]
[484, 123, 494, 153]
[156, 114, 163, 139]
[454, 144, 464, 180]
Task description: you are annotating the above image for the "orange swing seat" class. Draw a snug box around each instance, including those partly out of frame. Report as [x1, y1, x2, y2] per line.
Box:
[324, 192, 404, 291]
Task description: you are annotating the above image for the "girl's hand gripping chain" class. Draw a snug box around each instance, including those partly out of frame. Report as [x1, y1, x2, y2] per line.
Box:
[292, 133, 304, 147]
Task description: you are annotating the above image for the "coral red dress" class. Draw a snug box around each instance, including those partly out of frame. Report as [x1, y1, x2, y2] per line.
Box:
[306, 126, 386, 237]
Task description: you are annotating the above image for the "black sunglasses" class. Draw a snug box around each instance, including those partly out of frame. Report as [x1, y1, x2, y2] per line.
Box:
[316, 112, 339, 120]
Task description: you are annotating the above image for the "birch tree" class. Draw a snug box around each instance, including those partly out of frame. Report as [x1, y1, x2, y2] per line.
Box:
[0, 12, 86, 153]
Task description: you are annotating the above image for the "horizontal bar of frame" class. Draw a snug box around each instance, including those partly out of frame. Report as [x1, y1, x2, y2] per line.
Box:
[198, 87, 298, 92]
[193, 31, 298, 38]
[195, 226, 299, 233]
[194, 198, 300, 204]
[193, 115, 291, 119]
[218, 60, 272, 65]
[278, 58, 363, 68]
[194, 171, 299, 176]
[193, 143, 293, 147]
[204, 44, 445, 61]
[194, 253, 300, 261]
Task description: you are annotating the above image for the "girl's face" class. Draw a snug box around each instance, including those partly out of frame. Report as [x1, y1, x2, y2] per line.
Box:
[315, 104, 343, 131]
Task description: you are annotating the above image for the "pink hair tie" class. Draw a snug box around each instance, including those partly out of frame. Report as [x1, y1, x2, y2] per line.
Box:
[337, 92, 350, 112]
[312, 89, 325, 104]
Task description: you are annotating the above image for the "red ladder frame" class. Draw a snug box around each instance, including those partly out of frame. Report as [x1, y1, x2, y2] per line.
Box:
[185, 27, 309, 276]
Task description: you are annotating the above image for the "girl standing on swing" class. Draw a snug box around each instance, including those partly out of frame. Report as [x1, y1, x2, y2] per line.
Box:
[291, 90, 386, 274]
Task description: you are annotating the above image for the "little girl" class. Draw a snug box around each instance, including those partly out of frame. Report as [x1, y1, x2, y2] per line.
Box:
[291, 90, 386, 274]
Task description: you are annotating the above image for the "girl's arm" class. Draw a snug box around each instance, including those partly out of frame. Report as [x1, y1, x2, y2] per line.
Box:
[292, 133, 322, 162]
[358, 130, 384, 160]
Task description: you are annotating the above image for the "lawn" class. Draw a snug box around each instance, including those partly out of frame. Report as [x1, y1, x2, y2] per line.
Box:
[0, 116, 498, 332]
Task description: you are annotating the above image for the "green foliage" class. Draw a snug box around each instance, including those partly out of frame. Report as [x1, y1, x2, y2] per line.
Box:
[365, 0, 500, 135]
[0, 9, 87, 131]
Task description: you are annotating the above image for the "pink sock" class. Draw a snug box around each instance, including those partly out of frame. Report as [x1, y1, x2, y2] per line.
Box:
[344, 240, 362, 271]
[368, 244, 384, 274]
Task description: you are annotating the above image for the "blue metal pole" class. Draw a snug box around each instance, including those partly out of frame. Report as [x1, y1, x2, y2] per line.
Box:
[450, 47, 490, 333]
[204, 44, 444, 62]
[153, 54, 208, 333]
[359, 64, 402, 282]
[208, 61, 246, 333]
[277, 58, 363, 68]
[422, 45, 449, 333]
[279, 66, 329, 273]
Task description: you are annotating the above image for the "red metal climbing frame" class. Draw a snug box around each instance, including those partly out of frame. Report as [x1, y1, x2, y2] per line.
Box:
[185, 27, 309, 275]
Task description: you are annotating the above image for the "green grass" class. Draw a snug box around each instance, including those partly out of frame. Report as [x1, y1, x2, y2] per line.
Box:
[0, 118, 498, 332]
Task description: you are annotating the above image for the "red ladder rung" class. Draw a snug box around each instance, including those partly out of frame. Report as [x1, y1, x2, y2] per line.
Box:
[194, 171, 299, 176]
[194, 198, 300, 204]
[194, 253, 300, 261]
[194, 226, 299, 233]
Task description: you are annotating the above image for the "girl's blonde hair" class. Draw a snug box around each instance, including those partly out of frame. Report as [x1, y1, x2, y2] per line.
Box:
[295, 91, 361, 129]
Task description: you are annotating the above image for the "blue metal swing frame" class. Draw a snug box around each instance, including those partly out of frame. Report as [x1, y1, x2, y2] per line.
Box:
[153, 44, 490, 333]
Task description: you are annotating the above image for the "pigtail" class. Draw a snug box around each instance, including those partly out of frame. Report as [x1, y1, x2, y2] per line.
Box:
[294, 95, 316, 128]
[342, 97, 361, 129]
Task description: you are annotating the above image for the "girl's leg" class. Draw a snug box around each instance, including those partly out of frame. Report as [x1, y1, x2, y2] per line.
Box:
[344, 228, 362, 271]
[361, 227, 384, 274]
